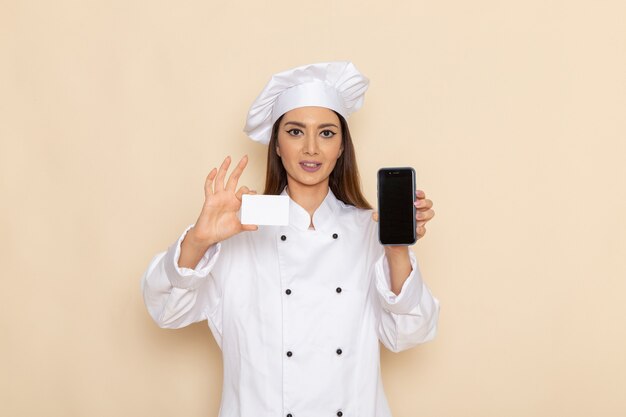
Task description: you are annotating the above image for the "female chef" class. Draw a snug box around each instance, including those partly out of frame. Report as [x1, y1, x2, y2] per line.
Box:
[141, 61, 440, 417]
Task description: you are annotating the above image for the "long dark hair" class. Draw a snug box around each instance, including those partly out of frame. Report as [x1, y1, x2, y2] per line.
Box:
[263, 110, 372, 210]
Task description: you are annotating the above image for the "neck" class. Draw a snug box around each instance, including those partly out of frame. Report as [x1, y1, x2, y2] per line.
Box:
[285, 178, 330, 220]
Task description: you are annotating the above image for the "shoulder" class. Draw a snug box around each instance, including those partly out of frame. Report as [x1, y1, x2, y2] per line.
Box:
[334, 200, 376, 231]
[334, 201, 382, 259]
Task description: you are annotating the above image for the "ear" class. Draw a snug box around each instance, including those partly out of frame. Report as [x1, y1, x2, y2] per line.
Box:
[338, 145, 344, 159]
[276, 145, 281, 157]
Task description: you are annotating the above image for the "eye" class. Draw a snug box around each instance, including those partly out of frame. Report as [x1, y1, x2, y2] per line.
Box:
[286, 128, 303, 136]
[320, 130, 336, 138]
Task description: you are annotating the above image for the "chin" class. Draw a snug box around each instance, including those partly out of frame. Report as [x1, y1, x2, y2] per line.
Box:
[288, 172, 331, 188]
[296, 178, 326, 187]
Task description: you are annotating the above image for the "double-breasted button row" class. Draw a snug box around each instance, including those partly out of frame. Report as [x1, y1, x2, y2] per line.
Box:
[284, 288, 341, 295]
[281, 231, 343, 417]
[280, 233, 339, 241]
[285, 348, 342, 356]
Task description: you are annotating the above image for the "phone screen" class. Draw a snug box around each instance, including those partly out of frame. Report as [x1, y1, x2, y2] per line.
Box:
[377, 168, 416, 245]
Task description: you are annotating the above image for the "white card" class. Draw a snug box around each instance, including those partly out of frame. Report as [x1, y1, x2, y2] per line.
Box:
[241, 195, 289, 226]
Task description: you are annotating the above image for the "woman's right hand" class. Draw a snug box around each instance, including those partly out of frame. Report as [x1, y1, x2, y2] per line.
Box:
[187, 155, 258, 249]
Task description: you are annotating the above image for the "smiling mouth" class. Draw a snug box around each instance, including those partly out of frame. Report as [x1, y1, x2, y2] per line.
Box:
[300, 161, 322, 172]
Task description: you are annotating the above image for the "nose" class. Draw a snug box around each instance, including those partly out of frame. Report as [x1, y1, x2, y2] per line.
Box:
[303, 133, 319, 156]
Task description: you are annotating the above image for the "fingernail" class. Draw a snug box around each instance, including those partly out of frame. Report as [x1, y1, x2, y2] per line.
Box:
[414, 200, 422, 206]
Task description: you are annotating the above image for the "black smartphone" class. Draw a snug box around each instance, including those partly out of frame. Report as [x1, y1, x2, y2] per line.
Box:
[377, 167, 417, 245]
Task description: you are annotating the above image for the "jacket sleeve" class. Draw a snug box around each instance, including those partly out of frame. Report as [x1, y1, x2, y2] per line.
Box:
[373, 249, 440, 353]
[140, 224, 224, 347]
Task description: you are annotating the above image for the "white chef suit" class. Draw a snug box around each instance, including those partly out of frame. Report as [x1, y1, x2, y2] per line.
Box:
[141, 187, 440, 417]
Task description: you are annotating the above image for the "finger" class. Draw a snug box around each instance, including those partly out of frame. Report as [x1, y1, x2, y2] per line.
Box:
[416, 189, 426, 199]
[241, 224, 259, 232]
[235, 185, 251, 201]
[226, 155, 249, 191]
[371, 211, 379, 222]
[416, 209, 435, 222]
[215, 156, 231, 191]
[414, 198, 432, 209]
[204, 168, 218, 197]
[417, 225, 426, 238]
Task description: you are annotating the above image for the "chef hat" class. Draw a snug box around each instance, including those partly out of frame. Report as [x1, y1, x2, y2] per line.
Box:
[243, 61, 369, 145]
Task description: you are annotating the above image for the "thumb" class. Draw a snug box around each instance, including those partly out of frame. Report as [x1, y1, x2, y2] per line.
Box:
[241, 224, 258, 232]
[235, 185, 251, 200]
[372, 211, 379, 222]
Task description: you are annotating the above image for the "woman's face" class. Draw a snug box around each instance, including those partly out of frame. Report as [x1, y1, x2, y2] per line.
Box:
[276, 106, 343, 190]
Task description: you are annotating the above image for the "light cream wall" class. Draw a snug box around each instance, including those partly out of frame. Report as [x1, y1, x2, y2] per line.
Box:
[1, 1, 625, 416]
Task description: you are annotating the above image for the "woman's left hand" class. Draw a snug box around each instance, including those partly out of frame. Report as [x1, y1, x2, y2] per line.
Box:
[414, 189, 435, 240]
[372, 189, 435, 241]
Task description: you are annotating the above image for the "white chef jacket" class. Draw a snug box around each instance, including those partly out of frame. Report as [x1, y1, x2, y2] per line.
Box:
[141, 187, 440, 417]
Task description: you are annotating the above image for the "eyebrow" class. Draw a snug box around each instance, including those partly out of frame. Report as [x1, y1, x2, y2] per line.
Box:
[284, 121, 339, 129]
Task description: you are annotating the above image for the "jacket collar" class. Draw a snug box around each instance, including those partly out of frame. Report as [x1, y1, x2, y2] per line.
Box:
[280, 186, 340, 232]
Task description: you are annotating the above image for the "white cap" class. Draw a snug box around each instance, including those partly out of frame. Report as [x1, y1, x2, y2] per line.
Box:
[243, 61, 369, 145]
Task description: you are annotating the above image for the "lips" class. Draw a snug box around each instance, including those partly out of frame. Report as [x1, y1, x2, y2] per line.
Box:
[299, 161, 322, 172]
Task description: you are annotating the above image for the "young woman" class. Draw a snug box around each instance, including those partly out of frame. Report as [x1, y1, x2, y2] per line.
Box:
[142, 61, 439, 417]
